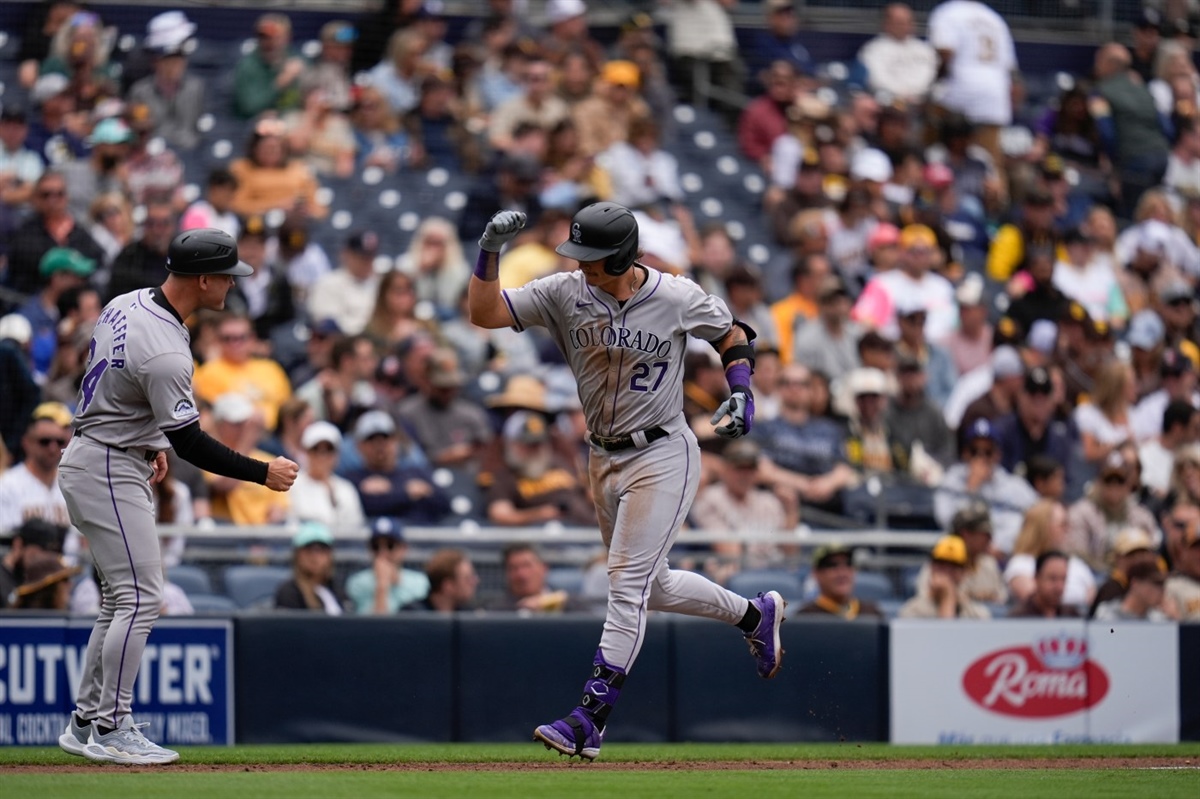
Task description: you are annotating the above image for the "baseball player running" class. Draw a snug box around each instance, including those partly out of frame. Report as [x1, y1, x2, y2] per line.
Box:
[56, 229, 299, 764]
[469, 203, 785, 761]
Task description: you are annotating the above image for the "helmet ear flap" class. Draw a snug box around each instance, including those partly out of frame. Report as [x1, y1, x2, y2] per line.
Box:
[602, 225, 639, 276]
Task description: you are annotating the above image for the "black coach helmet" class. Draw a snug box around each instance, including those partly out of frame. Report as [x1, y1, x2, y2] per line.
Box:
[166, 228, 253, 277]
[555, 201, 639, 276]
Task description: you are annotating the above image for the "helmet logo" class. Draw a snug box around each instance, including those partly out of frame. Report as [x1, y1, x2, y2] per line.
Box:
[571, 222, 583, 244]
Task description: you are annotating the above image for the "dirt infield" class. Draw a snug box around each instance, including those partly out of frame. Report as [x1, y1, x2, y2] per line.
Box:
[3, 756, 1196, 774]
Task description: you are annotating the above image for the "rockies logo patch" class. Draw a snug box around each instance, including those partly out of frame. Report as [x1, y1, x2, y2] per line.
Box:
[172, 399, 197, 420]
[571, 222, 583, 244]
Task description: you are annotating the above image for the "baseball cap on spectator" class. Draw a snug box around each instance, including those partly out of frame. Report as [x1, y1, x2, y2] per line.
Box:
[1159, 280, 1194, 305]
[1085, 316, 1113, 342]
[1126, 309, 1165, 351]
[292, 520, 334, 549]
[1040, 154, 1067, 181]
[812, 542, 853, 570]
[11, 518, 66, 552]
[300, 420, 342, 451]
[32, 401, 73, 427]
[1125, 559, 1166, 586]
[547, 0, 588, 25]
[39, 248, 96, 279]
[767, 0, 796, 10]
[0, 314, 33, 345]
[602, 60, 640, 88]
[850, 148, 892, 183]
[622, 11, 655, 32]
[15, 553, 81, 599]
[991, 344, 1023, 379]
[1137, 220, 1172, 255]
[212, 393, 255, 424]
[1161, 346, 1194, 377]
[817, 274, 850, 301]
[896, 353, 922, 372]
[723, 439, 762, 468]
[930, 535, 968, 566]
[427, 348, 467, 389]
[1135, 7, 1162, 30]
[309, 318, 342, 338]
[370, 516, 406, 544]
[955, 273, 985, 307]
[1024, 366, 1053, 395]
[499, 152, 542, 183]
[0, 105, 28, 124]
[899, 224, 937, 250]
[895, 295, 926, 319]
[503, 410, 551, 445]
[320, 20, 357, 43]
[486, 374, 549, 412]
[848, 367, 890, 397]
[32, 74, 70, 105]
[126, 102, 156, 132]
[257, 16, 289, 38]
[867, 223, 900, 252]
[238, 214, 268, 240]
[1025, 319, 1057, 356]
[951, 500, 992, 534]
[923, 162, 954, 189]
[145, 10, 196, 53]
[345, 229, 379, 256]
[87, 118, 135, 146]
[963, 417, 998, 445]
[1100, 450, 1128, 477]
[1112, 527, 1155, 557]
[1024, 187, 1054, 207]
[355, 410, 397, 441]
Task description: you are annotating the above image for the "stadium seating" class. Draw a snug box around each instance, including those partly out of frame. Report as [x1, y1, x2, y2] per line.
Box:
[545, 567, 585, 596]
[852, 571, 898, 602]
[222, 565, 293, 609]
[167, 564, 214, 597]
[187, 593, 240, 614]
[727, 569, 805, 602]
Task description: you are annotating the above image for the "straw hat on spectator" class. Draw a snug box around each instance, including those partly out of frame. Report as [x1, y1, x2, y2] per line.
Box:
[485, 375, 549, 412]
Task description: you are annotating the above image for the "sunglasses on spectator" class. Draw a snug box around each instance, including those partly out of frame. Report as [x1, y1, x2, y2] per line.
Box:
[968, 445, 995, 457]
[221, 333, 251, 343]
[364, 432, 393, 442]
[1167, 516, 1193, 528]
[1101, 473, 1127, 485]
[36, 436, 69, 448]
[308, 443, 337, 454]
[38, 188, 66, 199]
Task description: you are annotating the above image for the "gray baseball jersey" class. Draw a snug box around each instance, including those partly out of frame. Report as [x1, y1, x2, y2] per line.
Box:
[72, 288, 200, 449]
[502, 268, 733, 437]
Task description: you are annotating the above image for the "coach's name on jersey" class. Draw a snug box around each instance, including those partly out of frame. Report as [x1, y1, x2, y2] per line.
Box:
[97, 305, 130, 369]
[568, 324, 672, 358]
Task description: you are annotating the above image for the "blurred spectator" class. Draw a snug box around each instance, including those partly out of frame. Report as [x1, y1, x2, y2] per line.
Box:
[488, 56, 569, 153]
[351, 85, 412, 173]
[41, 286, 100, 406]
[0, 407, 73, 535]
[396, 217, 470, 316]
[986, 190, 1060, 284]
[369, 29, 435, 117]
[40, 11, 118, 110]
[126, 21, 205, 151]
[888, 355, 955, 472]
[104, 201, 174, 301]
[485, 411, 595, 527]
[405, 548, 479, 612]
[737, 60, 796, 171]
[1115, 219, 1190, 316]
[347, 517, 429, 614]
[796, 544, 884, 619]
[943, 344, 1022, 438]
[852, 225, 957, 342]
[262, 395, 315, 467]
[894, 300, 957, 407]
[1164, 116, 1200, 199]
[289, 421, 365, 533]
[1164, 520, 1200, 618]
[843, 367, 907, 477]
[57, 117, 131, 220]
[487, 542, 579, 613]
[1168, 445, 1200, 513]
[303, 20, 356, 115]
[752, 363, 859, 516]
[344, 410, 450, 524]
[18, 247, 94, 377]
[193, 314, 292, 430]
[928, 0, 1016, 178]
[1073, 359, 1135, 466]
[412, 3, 452, 71]
[223, 218, 296, 341]
[665, 0, 743, 123]
[0, 106, 45, 209]
[1127, 308, 1167, 401]
[1067, 450, 1159, 569]
[898, 535, 991, 619]
[229, 118, 325, 218]
[121, 10, 195, 88]
[599, 117, 681, 211]
[993, 366, 1076, 485]
[572, 60, 650, 158]
[180, 168, 240, 237]
[744, 0, 812, 79]
[204, 393, 289, 525]
[0, 317, 40, 460]
[1093, 560, 1172, 620]
[1009, 551, 1082, 618]
[398, 348, 492, 470]
[935, 418, 1037, 553]
[1089, 526, 1160, 615]
[457, 153, 544, 241]
[26, 73, 88, 166]
[1148, 39, 1199, 120]
[84, 192, 132, 270]
[17, 1, 80, 89]
[275, 521, 347, 613]
[792, 276, 862, 383]
[771, 253, 831, 364]
[11, 551, 79, 610]
[916, 501, 1007, 604]
[723, 267, 778, 354]
[275, 213, 331, 309]
[0, 518, 65, 608]
[857, 3, 937, 103]
[233, 13, 306, 119]
[403, 75, 482, 174]
[295, 334, 377, 428]
[1139, 399, 1198, 496]
[1092, 42, 1171, 216]
[1052, 228, 1128, 325]
[307, 231, 382, 336]
[1129, 8, 1162, 83]
[1006, 499, 1096, 608]
[6, 171, 103, 295]
[692, 439, 793, 572]
[283, 86, 355, 179]
[540, 0, 605, 73]
[364, 271, 427, 350]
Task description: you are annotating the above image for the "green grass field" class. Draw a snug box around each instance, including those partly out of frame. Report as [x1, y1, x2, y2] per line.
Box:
[2, 743, 1197, 799]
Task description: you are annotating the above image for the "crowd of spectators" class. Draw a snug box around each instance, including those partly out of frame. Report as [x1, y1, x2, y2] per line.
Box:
[2, 0, 1200, 620]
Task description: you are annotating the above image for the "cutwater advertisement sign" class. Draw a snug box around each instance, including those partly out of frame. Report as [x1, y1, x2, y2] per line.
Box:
[0, 618, 233, 746]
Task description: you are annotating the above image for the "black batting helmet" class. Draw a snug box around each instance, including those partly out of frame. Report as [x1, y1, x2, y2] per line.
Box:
[555, 202, 639, 276]
[166, 228, 253, 277]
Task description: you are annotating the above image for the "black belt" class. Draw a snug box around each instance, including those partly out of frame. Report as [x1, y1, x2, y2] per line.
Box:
[590, 426, 668, 452]
[73, 428, 158, 462]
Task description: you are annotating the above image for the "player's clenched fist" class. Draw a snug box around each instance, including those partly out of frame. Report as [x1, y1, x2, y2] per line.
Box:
[711, 388, 755, 439]
[265, 456, 300, 491]
[478, 210, 527, 252]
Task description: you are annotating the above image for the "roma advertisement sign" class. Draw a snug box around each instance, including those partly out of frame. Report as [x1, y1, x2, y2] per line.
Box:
[891, 620, 1178, 743]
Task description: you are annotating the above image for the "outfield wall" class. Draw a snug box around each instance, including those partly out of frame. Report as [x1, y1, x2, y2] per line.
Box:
[0, 616, 1196, 745]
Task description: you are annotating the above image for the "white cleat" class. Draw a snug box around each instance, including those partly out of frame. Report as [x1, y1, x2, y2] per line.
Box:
[82, 717, 179, 765]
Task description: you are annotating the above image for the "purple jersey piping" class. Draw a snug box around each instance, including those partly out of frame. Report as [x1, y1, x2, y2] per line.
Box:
[106, 446, 142, 727]
[583, 281, 618, 435]
[500, 290, 523, 331]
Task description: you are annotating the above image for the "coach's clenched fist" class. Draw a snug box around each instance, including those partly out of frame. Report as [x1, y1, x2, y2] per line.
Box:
[265, 456, 300, 491]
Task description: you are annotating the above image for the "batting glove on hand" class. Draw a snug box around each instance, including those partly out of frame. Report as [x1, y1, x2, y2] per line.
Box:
[479, 210, 527, 252]
[711, 387, 754, 439]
